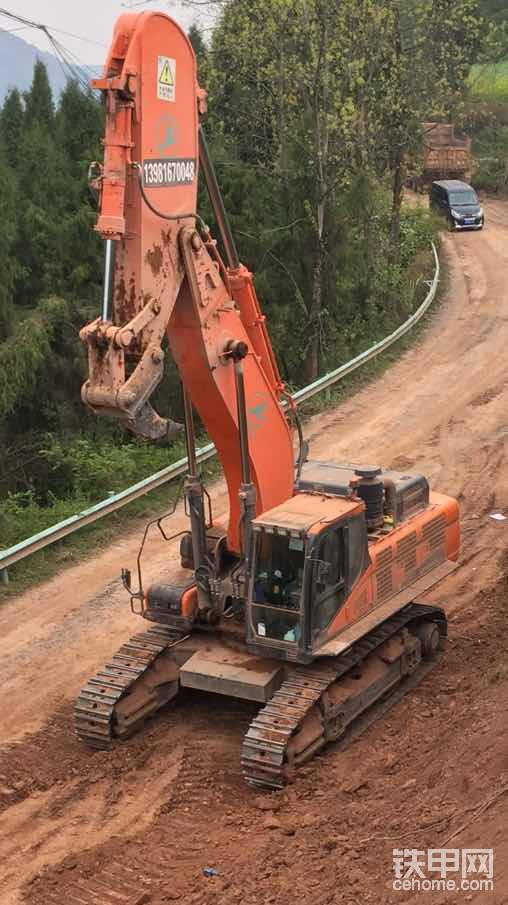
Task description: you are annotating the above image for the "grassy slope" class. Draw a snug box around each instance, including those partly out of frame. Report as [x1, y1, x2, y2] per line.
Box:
[470, 60, 508, 101]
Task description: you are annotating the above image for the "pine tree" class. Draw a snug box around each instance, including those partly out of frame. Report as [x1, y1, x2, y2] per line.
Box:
[56, 81, 103, 181]
[188, 24, 210, 86]
[55, 81, 103, 300]
[0, 88, 24, 168]
[24, 59, 54, 128]
[0, 142, 18, 339]
[15, 122, 68, 306]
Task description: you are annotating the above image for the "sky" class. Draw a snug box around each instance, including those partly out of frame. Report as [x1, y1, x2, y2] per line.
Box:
[0, 1, 213, 66]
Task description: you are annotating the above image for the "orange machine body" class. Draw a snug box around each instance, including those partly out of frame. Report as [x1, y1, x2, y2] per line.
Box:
[248, 487, 459, 662]
[322, 491, 459, 643]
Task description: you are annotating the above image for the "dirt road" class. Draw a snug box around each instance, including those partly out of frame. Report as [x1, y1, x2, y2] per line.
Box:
[2, 201, 508, 905]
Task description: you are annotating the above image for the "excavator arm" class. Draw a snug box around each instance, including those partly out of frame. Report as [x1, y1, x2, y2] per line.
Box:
[80, 11, 295, 555]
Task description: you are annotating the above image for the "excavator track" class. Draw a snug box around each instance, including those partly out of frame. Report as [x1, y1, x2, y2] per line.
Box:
[74, 625, 187, 748]
[241, 603, 446, 789]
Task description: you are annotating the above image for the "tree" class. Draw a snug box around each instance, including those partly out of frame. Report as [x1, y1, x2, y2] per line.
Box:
[24, 59, 54, 128]
[0, 88, 24, 168]
[56, 81, 103, 181]
[478, 0, 508, 26]
[207, 0, 487, 379]
[54, 82, 103, 301]
[379, 0, 484, 260]
[0, 142, 18, 339]
[188, 23, 210, 86]
[210, 0, 391, 380]
[14, 122, 69, 306]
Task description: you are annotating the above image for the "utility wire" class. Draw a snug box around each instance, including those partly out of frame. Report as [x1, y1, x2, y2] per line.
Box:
[42, 26, 106, 49]
[0, 7, 102, 92]
[0, 8, 106, 46]
[0, 24, 29, 33]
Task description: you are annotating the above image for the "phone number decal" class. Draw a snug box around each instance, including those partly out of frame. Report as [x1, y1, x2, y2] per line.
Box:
[142, 158, 196, 187]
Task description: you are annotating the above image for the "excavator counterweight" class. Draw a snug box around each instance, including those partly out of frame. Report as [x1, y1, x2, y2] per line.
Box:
[76, 11, 460, 788]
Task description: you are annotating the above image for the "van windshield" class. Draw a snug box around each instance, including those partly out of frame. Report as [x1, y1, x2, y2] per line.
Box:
[449, 191, 478, 206]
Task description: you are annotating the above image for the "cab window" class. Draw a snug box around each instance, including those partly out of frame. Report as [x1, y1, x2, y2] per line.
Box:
[311, 525, 346, 635]
[311, 515, 369, 637]
[253, 533, 304, 609]
[251, 532, 305, 644]
[348, 514, 370, 588]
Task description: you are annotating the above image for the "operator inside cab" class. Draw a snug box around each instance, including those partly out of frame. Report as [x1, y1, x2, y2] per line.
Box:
[252, 532, 304, 642]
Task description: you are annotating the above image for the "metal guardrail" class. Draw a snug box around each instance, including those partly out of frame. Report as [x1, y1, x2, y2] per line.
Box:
[0, 242, 439, 581]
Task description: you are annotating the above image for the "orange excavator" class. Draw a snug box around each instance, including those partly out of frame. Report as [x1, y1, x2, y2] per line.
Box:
[76, 11, 460, 789]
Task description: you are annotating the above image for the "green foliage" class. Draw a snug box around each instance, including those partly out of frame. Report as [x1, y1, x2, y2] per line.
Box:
[474, 157, 508, 193]
[0, 65, 104, 314]
[399, 206, 439, 269]
[0, 432, 188, 550]
[0, 489, 90, 550]
[56, 81, 104, 181]
[0, 88, 23, 168]
[478, 0, 508, 28]
[470, 60, 508, 100]
[0, 142, 18, 340]
[15, 124, 68, 305]
[0, 297, 69, 421]
[474, 124, 508, 157]
[39, 434, 188, 502]
[24, 59, 54, 126]
[473, 123, 508, 192]
[188, 24, 210, 86]
[208, 0, 483, 379]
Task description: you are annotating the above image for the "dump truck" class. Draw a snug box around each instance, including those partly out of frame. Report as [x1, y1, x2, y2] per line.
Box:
[409, 123, 472, 190]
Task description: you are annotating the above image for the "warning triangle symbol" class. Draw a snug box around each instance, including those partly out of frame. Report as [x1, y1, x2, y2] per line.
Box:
[159, 61, 174, 86]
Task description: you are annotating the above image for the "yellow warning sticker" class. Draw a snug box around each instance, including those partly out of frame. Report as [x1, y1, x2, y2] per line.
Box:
[157, 55, 176, 102]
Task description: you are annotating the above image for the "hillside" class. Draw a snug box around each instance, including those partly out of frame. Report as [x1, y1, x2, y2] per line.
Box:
[0, 30, 98, 101]
[470, 59, 508, 100]
[468, 1, 508, 102]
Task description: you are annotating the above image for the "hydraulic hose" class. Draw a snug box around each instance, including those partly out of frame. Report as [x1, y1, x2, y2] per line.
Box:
[132, 162, 208, 235]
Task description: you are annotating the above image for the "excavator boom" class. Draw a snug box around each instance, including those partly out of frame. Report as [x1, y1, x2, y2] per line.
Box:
[80, 11, 294, 553]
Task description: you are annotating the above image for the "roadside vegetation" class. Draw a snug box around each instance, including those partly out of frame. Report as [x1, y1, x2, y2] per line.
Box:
[466, 1, 508, 192]
[471, 60, 508, 101]
[0, 0, 502, 593]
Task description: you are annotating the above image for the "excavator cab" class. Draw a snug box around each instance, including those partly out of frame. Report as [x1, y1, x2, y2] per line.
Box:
[246, 492, 371, 664]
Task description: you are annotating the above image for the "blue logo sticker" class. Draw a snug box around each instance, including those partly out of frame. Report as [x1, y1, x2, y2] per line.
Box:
[155, 113, 179, 156]
[248, 396, 267, 435]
